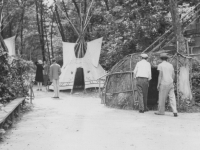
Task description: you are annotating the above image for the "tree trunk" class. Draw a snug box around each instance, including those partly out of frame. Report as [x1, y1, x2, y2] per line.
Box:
[54, 3, 66, 41]
[50, 15, 54, 58]
[20, 5, 25, 55]
[44, 17, 51, 63]
[169, 0, 191, 108]
[0, 0, 8, 52]
[35, 0, 46, 61]
[169, 0, 186, 54]
[15, 0, 26, 55]
[40, 0, 45, 61]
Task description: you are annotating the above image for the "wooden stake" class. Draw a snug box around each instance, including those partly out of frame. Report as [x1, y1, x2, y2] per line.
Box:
[130, 55, 134, 91]
[176, 41, 180, 108]
[130, 54, 135, 108]
[99, 79, 101, 98]
[104, 77, 109, 105]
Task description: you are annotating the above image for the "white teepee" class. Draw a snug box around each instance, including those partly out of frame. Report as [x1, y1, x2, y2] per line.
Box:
[50, 0, 106, 91]
[49, 37, 106, 91]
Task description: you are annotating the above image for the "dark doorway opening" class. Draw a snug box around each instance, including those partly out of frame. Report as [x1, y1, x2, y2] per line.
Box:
[147, 67, 159, 108]
[73, 68, 85, 90]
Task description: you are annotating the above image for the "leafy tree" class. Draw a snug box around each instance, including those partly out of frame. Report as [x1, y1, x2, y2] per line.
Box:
[90, 0, 171, 69]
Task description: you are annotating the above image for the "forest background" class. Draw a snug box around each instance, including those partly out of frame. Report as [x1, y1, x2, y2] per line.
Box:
[0, 0, 198, 70]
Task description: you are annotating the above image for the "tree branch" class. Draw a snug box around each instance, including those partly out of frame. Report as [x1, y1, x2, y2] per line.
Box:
[54, 3, 66, 41]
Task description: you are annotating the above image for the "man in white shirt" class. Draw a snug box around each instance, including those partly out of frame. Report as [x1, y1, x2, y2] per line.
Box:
[134, 53, 151, 113]
[155, 53, 178, 117]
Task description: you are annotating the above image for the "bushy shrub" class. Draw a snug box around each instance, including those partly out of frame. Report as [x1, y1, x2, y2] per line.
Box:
[0, 50, 34, 104]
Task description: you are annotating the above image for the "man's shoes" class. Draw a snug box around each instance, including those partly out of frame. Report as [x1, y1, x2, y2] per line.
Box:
[174, 113, 178, 117]
[154, 112, 164, 115]
[52, 97, 59, 98]
[37, 89, 39, 91]
[144, 108, 149, 112]
[139, 110, 144, 113]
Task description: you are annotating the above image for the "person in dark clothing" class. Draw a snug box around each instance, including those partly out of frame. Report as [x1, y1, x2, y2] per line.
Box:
[43, 61, 50, 91]
[35, 60, 44, 91]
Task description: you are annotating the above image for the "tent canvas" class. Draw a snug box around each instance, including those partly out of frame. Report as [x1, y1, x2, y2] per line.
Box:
[49, 37, 106, 90]
[4, 36, 16, 56]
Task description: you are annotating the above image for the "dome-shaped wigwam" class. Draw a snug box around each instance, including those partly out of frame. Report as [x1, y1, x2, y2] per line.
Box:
[101, 50, 194, 110]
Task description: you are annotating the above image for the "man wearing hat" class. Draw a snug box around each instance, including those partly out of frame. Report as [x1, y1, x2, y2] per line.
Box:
[133, 53, 152, 113]
[50, 58, 61, 98]
[155, 53, 178, 117]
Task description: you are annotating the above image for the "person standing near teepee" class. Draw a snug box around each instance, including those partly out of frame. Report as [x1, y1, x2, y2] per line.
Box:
[50, 59, 61, 98]
[133, 53, 152, 113]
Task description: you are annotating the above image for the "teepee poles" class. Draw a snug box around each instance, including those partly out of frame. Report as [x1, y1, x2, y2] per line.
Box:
[57, 0, 80, 37]
[84, 0, 94, 27]
[76, 0, 94, 43]
[80, 3, 83, 33]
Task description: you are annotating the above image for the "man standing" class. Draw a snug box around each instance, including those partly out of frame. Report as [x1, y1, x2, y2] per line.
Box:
[134, 53, 151, 113]
[50, 59, 61, 98]
[155, 53, 178, 117]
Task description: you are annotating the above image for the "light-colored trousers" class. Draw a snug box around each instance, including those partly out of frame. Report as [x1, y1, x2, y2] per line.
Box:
[158, 83, 177, 114]
[53, 79, 59, 97]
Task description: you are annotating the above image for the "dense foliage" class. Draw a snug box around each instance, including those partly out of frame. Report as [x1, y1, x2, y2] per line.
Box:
[93, 1, 171, 69]
[0, 0, 196, 69]
[0, 49, 34, 104]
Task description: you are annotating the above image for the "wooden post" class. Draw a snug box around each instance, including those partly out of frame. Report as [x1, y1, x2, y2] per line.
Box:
[99, 79, 101, 97]
[70, 89, 73, 94]
[176, 41, 180, 108]
[130, 55, 134, 108]
[18, 104, 21, 114]
[30, 84, 32, 104]
[186, 39, 189, 56]
[104, 77, 108, 105]
[84, 88, 87, 94]
[130, 55, 134, 91]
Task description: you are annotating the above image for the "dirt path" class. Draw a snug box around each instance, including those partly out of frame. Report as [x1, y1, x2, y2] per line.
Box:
[0, 87, 200, 150]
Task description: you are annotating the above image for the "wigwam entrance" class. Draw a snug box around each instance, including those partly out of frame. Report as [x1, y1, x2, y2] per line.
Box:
[73, 68, 85, 90]
[148, 68, 159, 107]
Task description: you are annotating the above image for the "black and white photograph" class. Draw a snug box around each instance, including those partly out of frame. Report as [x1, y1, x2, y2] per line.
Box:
[0, 0, 200, 150]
